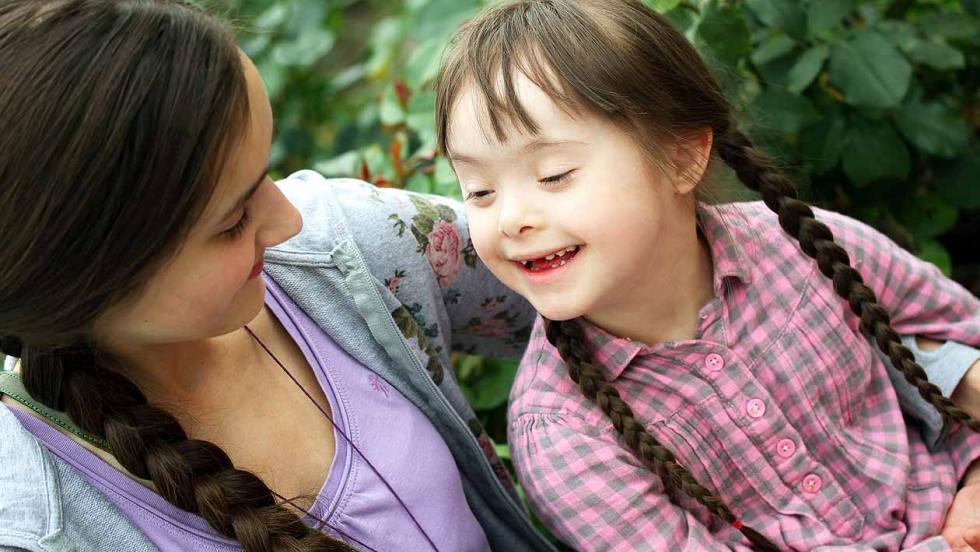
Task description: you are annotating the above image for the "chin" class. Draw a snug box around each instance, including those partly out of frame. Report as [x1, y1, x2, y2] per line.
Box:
[531, 298, 587, 323]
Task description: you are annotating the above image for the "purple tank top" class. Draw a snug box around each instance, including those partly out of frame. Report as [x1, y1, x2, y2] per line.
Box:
[9, 275, 490, 552]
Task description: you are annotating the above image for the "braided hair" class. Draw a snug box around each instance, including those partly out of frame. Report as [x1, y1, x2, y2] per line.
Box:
[0, 1, 354, 549]
[435, 0, 977, 548]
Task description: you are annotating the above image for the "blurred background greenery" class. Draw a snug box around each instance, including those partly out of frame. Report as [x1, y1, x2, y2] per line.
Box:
[210, 0, 980, 455]
[0, 1, 972, 545]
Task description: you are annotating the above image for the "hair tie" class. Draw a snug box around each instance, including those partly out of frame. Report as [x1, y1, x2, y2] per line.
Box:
[1, 336, 23, 357]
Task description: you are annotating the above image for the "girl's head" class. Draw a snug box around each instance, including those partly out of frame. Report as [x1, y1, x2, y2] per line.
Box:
[435, 0, 723, 323]
[0, 1, 341, 550]
[0, 0, 301, 360]
[436, 1, 970, 547]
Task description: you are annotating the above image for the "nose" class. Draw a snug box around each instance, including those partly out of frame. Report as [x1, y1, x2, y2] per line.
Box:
[256, 178, 303, 248]
[497, 192, 540, 238]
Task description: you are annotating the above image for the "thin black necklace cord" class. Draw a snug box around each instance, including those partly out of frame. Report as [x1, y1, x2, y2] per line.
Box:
[243, 324, 440, 552]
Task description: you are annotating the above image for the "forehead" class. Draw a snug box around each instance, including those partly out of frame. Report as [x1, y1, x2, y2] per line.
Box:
[446, 71, 586, 154]
[199, 52, 272, 222]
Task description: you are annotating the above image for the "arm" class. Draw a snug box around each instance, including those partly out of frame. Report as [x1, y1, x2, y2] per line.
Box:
[817, 209, 980, 439]
[327, 175, 535, 358]
[509, 413, 754, 552]
[883, 337, 980, 448]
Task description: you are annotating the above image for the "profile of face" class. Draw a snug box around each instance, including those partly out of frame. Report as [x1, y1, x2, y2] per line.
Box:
[94, 52, 302, 348]
[447, 73, 707, 322]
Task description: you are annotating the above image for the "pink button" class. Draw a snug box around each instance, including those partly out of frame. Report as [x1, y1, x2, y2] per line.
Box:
[776, 439, 796, 458]
[746, 398, 766, 418]
[704, 353, 725, 372]
[802, 474, 822, 494]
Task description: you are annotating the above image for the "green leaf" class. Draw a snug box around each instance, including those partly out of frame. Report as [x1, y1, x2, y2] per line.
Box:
[696, 1, 752, 67]
[903, 39, 965, 70]
[918, 12, 980, 41]
[786, 45, 829, 93]
[314, 151, 361, 178]
[751, 33, 797, 66]
[746, 0, 808, 40]
[801, 113, 847, 173]
[936, 154, 980, 209]
[893, 100, 970, 158]
[459, 358, 518, 411]
[755, 55, 797, 88]
[404, 38, 446, 88]
[900, 194, 958, 238]
[841, 119, 910, 186]
[272, 28, 335, 67]
[966, 0, 980, 17]
[751, 89, 820, 134]
[876, 20, 919, 51]
[828, 30, 912, 109]
[379, 90, 405, 126]
[917, 240, 953, 276]
[807, 0, 853, 36]
[642, 0, 681, 13]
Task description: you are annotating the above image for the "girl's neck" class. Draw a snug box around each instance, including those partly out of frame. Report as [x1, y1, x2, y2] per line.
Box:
[585, 222, 715, 347]
[103, 308, 278, 415]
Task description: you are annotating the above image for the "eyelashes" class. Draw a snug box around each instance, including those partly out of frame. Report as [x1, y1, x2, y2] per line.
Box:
[464, 169, 577, 202]
[222, 209, 250, 239]
[540, 169, 575, 186]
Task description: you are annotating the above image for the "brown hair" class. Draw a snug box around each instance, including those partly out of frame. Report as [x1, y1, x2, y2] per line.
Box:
[0, 1, 351, 550]
[435, 0, 977, 548]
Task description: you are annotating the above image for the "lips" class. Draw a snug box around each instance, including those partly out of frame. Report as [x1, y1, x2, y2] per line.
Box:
[249, 259, 264, 279]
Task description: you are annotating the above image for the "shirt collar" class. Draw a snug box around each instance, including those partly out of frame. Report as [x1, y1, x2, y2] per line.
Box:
[697, 202, 753, 294]
[565, 204, 753, 381]
[573, 319, 646, 381]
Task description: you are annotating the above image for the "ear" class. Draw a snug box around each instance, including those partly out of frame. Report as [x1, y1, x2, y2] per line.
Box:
[669, 128, 713, 196]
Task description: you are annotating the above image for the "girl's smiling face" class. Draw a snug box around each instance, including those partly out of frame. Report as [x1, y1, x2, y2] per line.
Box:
[447, 73, 706, 324]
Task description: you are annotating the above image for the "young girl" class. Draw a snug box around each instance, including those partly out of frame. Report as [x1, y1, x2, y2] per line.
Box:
[435, 0, 980, 550]
[0, 1, 555, 551]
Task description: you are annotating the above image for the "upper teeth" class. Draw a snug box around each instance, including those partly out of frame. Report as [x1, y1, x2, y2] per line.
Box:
[545, 246, 577, 260]
[522, 246, 578, 267]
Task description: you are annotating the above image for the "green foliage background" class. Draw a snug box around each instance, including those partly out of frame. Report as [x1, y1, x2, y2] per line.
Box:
[214, 0, 980, 453]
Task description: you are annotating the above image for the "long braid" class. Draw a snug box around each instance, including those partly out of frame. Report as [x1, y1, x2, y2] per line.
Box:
[543, 320, 780, 551]
[20, 344, 356, 552]
[714, 126, 980, 433]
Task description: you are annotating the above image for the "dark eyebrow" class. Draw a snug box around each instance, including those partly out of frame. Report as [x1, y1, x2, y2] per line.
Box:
[219, 164, 269, 222]
[449, 138, 586, 165]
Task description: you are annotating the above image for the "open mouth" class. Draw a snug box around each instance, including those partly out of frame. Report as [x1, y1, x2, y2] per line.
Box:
[515, 245, 582, 273]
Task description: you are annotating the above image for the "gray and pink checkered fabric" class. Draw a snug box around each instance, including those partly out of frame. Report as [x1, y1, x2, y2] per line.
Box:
[509, 201, 980, 551]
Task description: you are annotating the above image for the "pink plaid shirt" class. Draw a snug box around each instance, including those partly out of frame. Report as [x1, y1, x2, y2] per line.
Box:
[509, 202, 980, 551]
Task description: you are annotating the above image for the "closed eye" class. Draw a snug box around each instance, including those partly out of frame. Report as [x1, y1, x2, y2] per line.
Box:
[540, 169, 575, 186]
[465, 190, 493, 201]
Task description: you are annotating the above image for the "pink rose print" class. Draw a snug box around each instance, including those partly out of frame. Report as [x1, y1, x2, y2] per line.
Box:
[468, 317, 510, 338]
[425, 220, 463, 287]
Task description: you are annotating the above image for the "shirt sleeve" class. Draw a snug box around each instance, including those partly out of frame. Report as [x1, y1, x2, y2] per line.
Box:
[817, 209, 980, 456]
[324, 175, 536, 359]
[509, 412, 756, 552]
[884, 337, 980, 449]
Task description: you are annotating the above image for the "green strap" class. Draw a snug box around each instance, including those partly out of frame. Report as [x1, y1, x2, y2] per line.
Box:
[0, 371, 111, 452]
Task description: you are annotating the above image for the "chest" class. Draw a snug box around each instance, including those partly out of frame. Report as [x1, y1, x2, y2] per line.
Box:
[185, 344, 338, 507]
